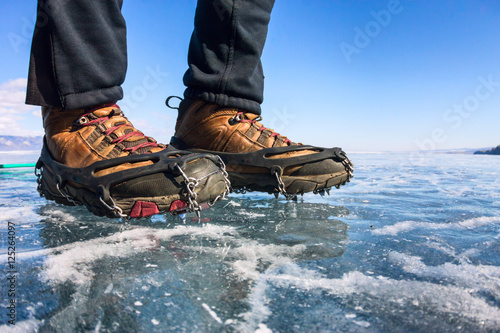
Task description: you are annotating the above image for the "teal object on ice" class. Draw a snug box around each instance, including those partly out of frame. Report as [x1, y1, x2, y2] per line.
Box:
[0, 163, 36, 169]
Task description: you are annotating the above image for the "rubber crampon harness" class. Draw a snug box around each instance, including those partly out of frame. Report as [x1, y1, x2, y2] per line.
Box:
[223, 145, 353, 199]
[170, 137, 354, 200]
[35, 141, 231, 218]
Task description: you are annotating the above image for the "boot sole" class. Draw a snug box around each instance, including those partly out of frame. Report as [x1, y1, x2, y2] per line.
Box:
[228, 169, 350, 195]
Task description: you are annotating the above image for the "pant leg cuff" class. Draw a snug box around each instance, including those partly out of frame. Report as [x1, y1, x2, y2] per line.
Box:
[184, 88, 261, 115]
[62, 86, 124, 110]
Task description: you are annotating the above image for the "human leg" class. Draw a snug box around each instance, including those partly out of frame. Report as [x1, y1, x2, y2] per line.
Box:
[172, 0, 353, 197]
[28, 0, 230, 218]
[27, 0, 127, 109]
[182, 0, 274, 115]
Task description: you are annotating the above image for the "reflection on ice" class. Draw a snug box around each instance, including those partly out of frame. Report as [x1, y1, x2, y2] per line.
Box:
[30, 196, 349, 332]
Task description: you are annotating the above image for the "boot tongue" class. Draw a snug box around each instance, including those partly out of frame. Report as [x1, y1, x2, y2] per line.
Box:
[245, 113, 260, 121]
[92, 106, 119, 118]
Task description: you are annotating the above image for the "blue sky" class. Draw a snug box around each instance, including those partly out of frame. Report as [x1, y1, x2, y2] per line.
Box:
[0, 0, 499, 151]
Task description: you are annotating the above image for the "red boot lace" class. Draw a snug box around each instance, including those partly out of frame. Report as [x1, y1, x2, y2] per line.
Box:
[80, 104, 160, 153]
[233, 112, 292, 144]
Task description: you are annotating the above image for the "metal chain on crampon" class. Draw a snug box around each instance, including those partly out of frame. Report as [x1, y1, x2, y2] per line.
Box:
[176, 165, 201, 216]
[231, 186, 250, 194]
[176, 156, 233, 216]
[55, 182, 83, 206]
[342, 156, 354, 180]
[272, 168, 297, 200]
[98, 195, 127, 218]
[208, 156, 232, 207]
[35, 163, 79, 205]
[230, 165, 296, 200]
[35, 161, 125, 217]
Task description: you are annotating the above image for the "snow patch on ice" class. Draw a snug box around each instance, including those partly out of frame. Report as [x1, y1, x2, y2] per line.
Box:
[202, 303, 223, 324]
[353, 320, 371, 328]
[232, 243, 307, 281]
[238, 264, 500, 331]
[372, 216, 500, 235]
[41, 208, 76, 222]
[388, 251, 500, 297]
[224, 200, 241, 207]
[0, 318, 42, 333]
[236, 210, 266, 218]
[255, 323, 273, 333]
[0, 206, 39, 224]
[237, 271, 273, 332]
[41, 224, 238, 285]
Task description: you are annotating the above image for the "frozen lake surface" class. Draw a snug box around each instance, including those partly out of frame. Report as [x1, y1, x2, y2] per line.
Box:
[1, 152, 499, 332]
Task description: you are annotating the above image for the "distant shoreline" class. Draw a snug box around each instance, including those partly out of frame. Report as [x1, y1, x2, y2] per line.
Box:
[474, 145, 500, 155]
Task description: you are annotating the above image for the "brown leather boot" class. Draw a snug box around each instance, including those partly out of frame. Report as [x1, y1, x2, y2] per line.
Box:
[170, 98, 353, 197]
[37, 103, 230, 218]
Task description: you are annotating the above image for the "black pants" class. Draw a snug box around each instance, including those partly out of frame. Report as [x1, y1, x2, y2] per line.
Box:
[26, 0, 275, 115]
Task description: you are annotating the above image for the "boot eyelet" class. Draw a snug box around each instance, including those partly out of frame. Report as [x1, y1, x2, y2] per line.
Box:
[228, 114, 242, 125]
[76, 116, 89, 126]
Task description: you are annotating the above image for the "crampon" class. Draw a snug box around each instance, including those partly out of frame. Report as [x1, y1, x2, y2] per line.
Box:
[36, 140, 231, 219]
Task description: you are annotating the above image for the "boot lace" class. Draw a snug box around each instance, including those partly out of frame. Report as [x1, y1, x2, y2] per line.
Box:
[76, 103, 160, 153]
[231, 112, 292, 145]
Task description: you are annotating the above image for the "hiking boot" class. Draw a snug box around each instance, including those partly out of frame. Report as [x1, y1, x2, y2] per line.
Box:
[36, 103, 230, 218]
[169, 98, 353, 198]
